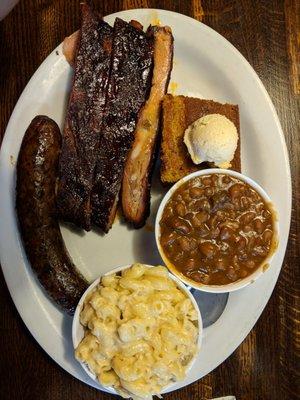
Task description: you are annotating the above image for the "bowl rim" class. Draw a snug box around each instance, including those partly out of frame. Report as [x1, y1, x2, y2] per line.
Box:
[72, 263, 203, 394]
[155, 168, 279, 294]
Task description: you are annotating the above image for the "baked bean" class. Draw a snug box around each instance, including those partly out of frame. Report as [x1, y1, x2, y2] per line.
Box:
[226, 266, 238, 281]
[177, 236, 197, 252]
[160, 231, 177, 247]
[202, 177, 212, 186]
[177, 224, 191, 235]
[254, 218, 264, 234]
[245, 260, 255, 269]
[216, 210, 226, 221]
[211, 227, 220, 239]
[239, 269, 247, 278]
[205, 187, 214, 196]
[211, 174, 219, 185]
[191, 272, 209, 284]
[221, 221, 239, 230]
[236, 236, 246, 250]
[191, 199, 211, 212]
[256, 202, 264, 212]
[189, 201, 199, 212]
[266, 222, 273, 230]
[216, 190, 229, 202]
[189, 187, 204, 198]
[253, 243, 268, 256]
[185, 258, 196, 269]
[233, 255, 239, 266]
[211, 190, 229, 209]
[223, 202, 235, 211]
[252, 191, 260, 201]
[199, 242, 217, 258]
[243, 224, 253, 233]
[233, 198, 241, 210]
[255, 236, 264, 247]
[238, 252, 247, 261]
[192, 271, 210, 284]
[189, 248, 199, 257]
[192, 211, 208, 227]
[173, 252, 184, 262]
[160, 173, 275, 286]
[220, 226, 234, 241]
[263, 229, 273, 243]
[163, 241, 173, 253]
[174, 194, 182, 202]
[202, 274, 210, 284]
[197, 225, 210, 237]
[207, 214, 219, 229]
[222, 175, 231, 184]
[263, 210, 271, 219]
[163, 206, 173, 219]
[224, 210, 235, 220]
[182, 191, 191, 202]
[202, 199, 211, 211]
[184, 267, 195, 277]
[219, 241, 229, 252]
[239, 211, 256, 225]
[170, 217, 191, 234]
[232, 233, 239, 243]
[215, 257, 227, 270]
[229, 183, 244, 199]
[185, 212, 194, 220]
[247, 236, 255, 249]
[240, 196, 250, 209]
[190, 272, 201, 282]
[175, 202, 186, 217]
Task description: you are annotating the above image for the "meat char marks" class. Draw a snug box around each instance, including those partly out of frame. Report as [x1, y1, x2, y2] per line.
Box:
[57, 4, 113, 230]
[91, 18, 154, 232]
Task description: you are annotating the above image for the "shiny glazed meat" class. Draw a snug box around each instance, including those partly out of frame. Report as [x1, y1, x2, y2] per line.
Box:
[16, 116, 88, 315]
[57, 4, 113, 231]
[159, 174, 275, 285]
[91, 17, 154, 232]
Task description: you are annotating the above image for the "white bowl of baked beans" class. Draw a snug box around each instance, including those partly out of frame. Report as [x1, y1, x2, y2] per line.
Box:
[155, 169, 279, 293]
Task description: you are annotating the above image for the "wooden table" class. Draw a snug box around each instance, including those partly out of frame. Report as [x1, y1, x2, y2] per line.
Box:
[0, 1, 299, 399]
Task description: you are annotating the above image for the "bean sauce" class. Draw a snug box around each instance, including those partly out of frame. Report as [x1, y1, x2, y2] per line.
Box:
[159, 174, 275, 285]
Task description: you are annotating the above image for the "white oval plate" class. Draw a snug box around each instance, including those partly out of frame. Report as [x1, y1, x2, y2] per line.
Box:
[0, 9, 291, 395]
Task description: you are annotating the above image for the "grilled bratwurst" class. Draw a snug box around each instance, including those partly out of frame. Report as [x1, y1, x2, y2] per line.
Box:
[16, 116, 88, 315]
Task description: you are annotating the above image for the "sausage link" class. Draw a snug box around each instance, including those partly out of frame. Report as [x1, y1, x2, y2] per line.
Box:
[16, 116, 88, 315]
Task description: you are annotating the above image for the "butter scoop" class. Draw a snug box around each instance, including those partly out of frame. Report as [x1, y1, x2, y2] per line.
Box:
[184, 113, 238, 169]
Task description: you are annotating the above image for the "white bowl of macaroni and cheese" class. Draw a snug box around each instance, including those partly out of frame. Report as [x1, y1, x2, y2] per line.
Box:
[72, 263, 202, 399]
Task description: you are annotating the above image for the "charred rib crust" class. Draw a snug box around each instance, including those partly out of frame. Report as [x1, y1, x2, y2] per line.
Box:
[57, 4, 113, 230]
[91, 18, 154, 232]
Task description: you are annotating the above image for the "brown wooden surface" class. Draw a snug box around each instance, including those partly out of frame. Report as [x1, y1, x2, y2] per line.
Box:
[0, 1, 299, 399]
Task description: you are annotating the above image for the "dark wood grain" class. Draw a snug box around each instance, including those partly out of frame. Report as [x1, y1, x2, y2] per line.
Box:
[285, 0, 300, 95]
[0, 1, 299, 400]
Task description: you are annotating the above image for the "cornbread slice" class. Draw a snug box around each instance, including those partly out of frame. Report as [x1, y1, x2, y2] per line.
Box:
[160, 95, 241, 183]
